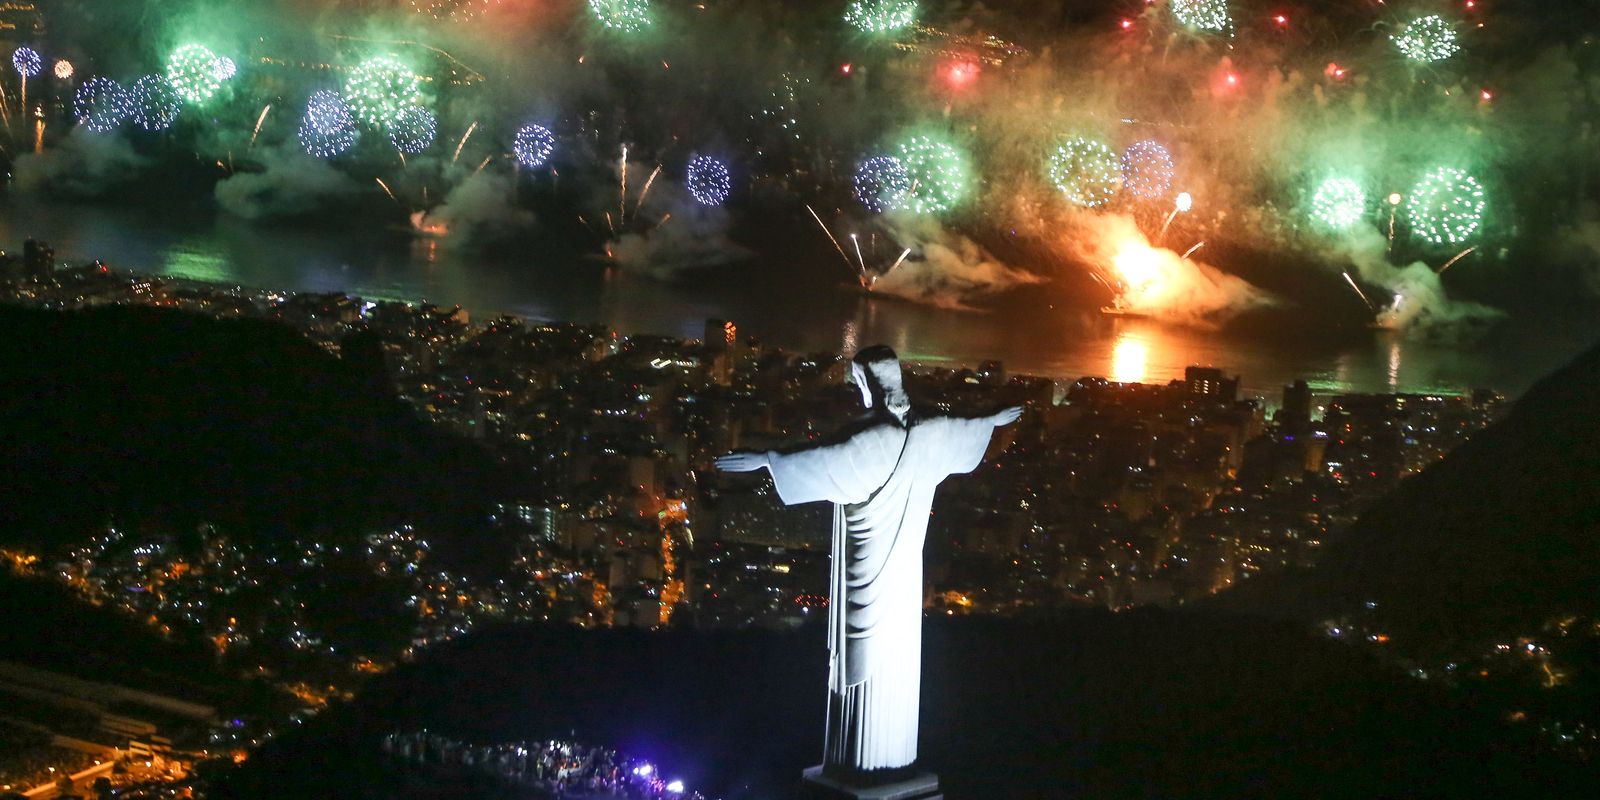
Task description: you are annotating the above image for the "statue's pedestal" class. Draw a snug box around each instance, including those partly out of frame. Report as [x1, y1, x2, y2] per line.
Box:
[801, 766, 943, 800]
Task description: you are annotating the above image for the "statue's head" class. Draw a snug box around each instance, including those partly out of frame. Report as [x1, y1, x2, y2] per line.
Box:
[850, 345, 910, 422]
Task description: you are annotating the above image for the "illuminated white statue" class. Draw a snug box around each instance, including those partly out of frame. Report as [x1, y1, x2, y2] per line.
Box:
[716, 345, 1020, 787]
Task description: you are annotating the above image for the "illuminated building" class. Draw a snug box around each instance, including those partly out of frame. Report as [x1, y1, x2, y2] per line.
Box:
[1184, 366, 1239, 401]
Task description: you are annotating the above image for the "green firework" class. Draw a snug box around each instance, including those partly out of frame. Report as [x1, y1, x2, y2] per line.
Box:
[1310, 177, 1367, 230]
[343, 55, 424, 130]
[844, 0, 918, 34]
[1171, 0, 1231, 33]
[1406, 167, 1484, 245]
[1392, 16, 1459, 63]
[1048, 137, 1121, 208]
[589, 0, 652, 33]
[166, 44, 223, 105]
[895, 135, 968, 215]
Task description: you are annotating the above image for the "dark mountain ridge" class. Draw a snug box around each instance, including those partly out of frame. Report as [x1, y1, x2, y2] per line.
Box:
[0, 304, 509, 553]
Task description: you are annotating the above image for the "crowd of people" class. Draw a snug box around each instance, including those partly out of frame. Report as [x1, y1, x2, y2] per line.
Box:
[381, 731, 707, 799]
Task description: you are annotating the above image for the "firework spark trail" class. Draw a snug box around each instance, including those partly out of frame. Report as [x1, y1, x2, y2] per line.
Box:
[887, 247, 912, 274]
[1181, 241, 1205, 259]
[805, 205, 856, 272]
[375, 178, 398, 202]
[605, 211, 616, 236]
[1157, 209, 1180, 244]
[653, 212, 672, 230]
[452, 121, 478, 163]
[1343, 271, 1376, 312]
[473, 155, 492, 175]
[249, 105, 271, 149]
[634, 165, 663, 214]
[619, 145, 629, 223]
[851, 234, 867, 273]
[1436, 246, 1477, 274]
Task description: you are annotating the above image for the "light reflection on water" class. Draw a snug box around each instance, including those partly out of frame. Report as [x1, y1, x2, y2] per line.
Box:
[1110, 331, 1149, 385]
[0, 195, 1589, 399]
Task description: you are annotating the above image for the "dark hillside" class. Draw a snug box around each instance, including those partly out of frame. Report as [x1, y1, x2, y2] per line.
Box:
[0, 305, 510, 555]
[215, 613, 1590, 799]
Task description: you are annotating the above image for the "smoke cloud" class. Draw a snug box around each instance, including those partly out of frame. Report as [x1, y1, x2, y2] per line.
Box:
[1059, 213, 1274, 326]
[1335, 227, 1502, 337]
[13, 128, 148, 198]
[418, 170, 535, 248]
[609, 193, 750, 279]
[872, 214, 1043, 310]
[214, 146, 361, 219]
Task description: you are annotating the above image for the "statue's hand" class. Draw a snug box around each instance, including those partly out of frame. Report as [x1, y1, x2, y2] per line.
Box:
[991, 406, 1023, 427]
[714, 451, 771, 473]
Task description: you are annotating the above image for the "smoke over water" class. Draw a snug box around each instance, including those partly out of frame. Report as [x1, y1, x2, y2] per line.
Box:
[420, 171, 534, 248]
[13, 128, 147, 197]
[872, 215, 1042, 310]
[1335, 228, 1502, 337]
[609, 203, 750, 280]
[592, 157, 751, 278]
[1059, 214, 1272, 326]
[20, 1, 1600, 320]
[215, 146, 360, 219]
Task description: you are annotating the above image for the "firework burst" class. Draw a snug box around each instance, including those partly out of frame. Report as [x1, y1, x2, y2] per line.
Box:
[1310, 177, 1367, 230]
[411, 0, 502, 21]
[854, 156, 912, 213]
[589, 0, 652, 33]
[130, 74, 182, 131]
[1171, 0, 1231, 33]
[1048, 137, 1121, 208]
[12, 47, 40, 78]
[389, 106, 437, 154]
[844, 0, 918, 34]
[299, 90, 359, 158]
[166, 44, 225, 105]
[895, 135, 969, 215]
[1119, 140, 1174, 200]
[513, 124, 557, 168]
[344, 55, 424, 130]
[1392, 16, 1459, 63]
[74, 77, 131, 133]
[1406, 166, 1484, 245]
[686, 155, 731, 206]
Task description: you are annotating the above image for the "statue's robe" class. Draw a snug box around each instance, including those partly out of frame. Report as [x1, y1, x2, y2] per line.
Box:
[767, 415, 998, 773]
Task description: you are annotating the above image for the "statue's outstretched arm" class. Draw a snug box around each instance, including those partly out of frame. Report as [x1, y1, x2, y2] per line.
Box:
[719, 429, 899, 506]
[989, 406, 1023, 427]
[713, 451, 772, 473]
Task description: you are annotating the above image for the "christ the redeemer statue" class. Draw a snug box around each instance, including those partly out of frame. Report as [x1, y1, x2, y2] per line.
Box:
[716, 345, 1020, 798]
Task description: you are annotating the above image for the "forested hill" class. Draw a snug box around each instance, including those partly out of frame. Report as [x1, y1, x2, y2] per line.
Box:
[0, 304, 510, 550]
[1224, 335, 1600, 654]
